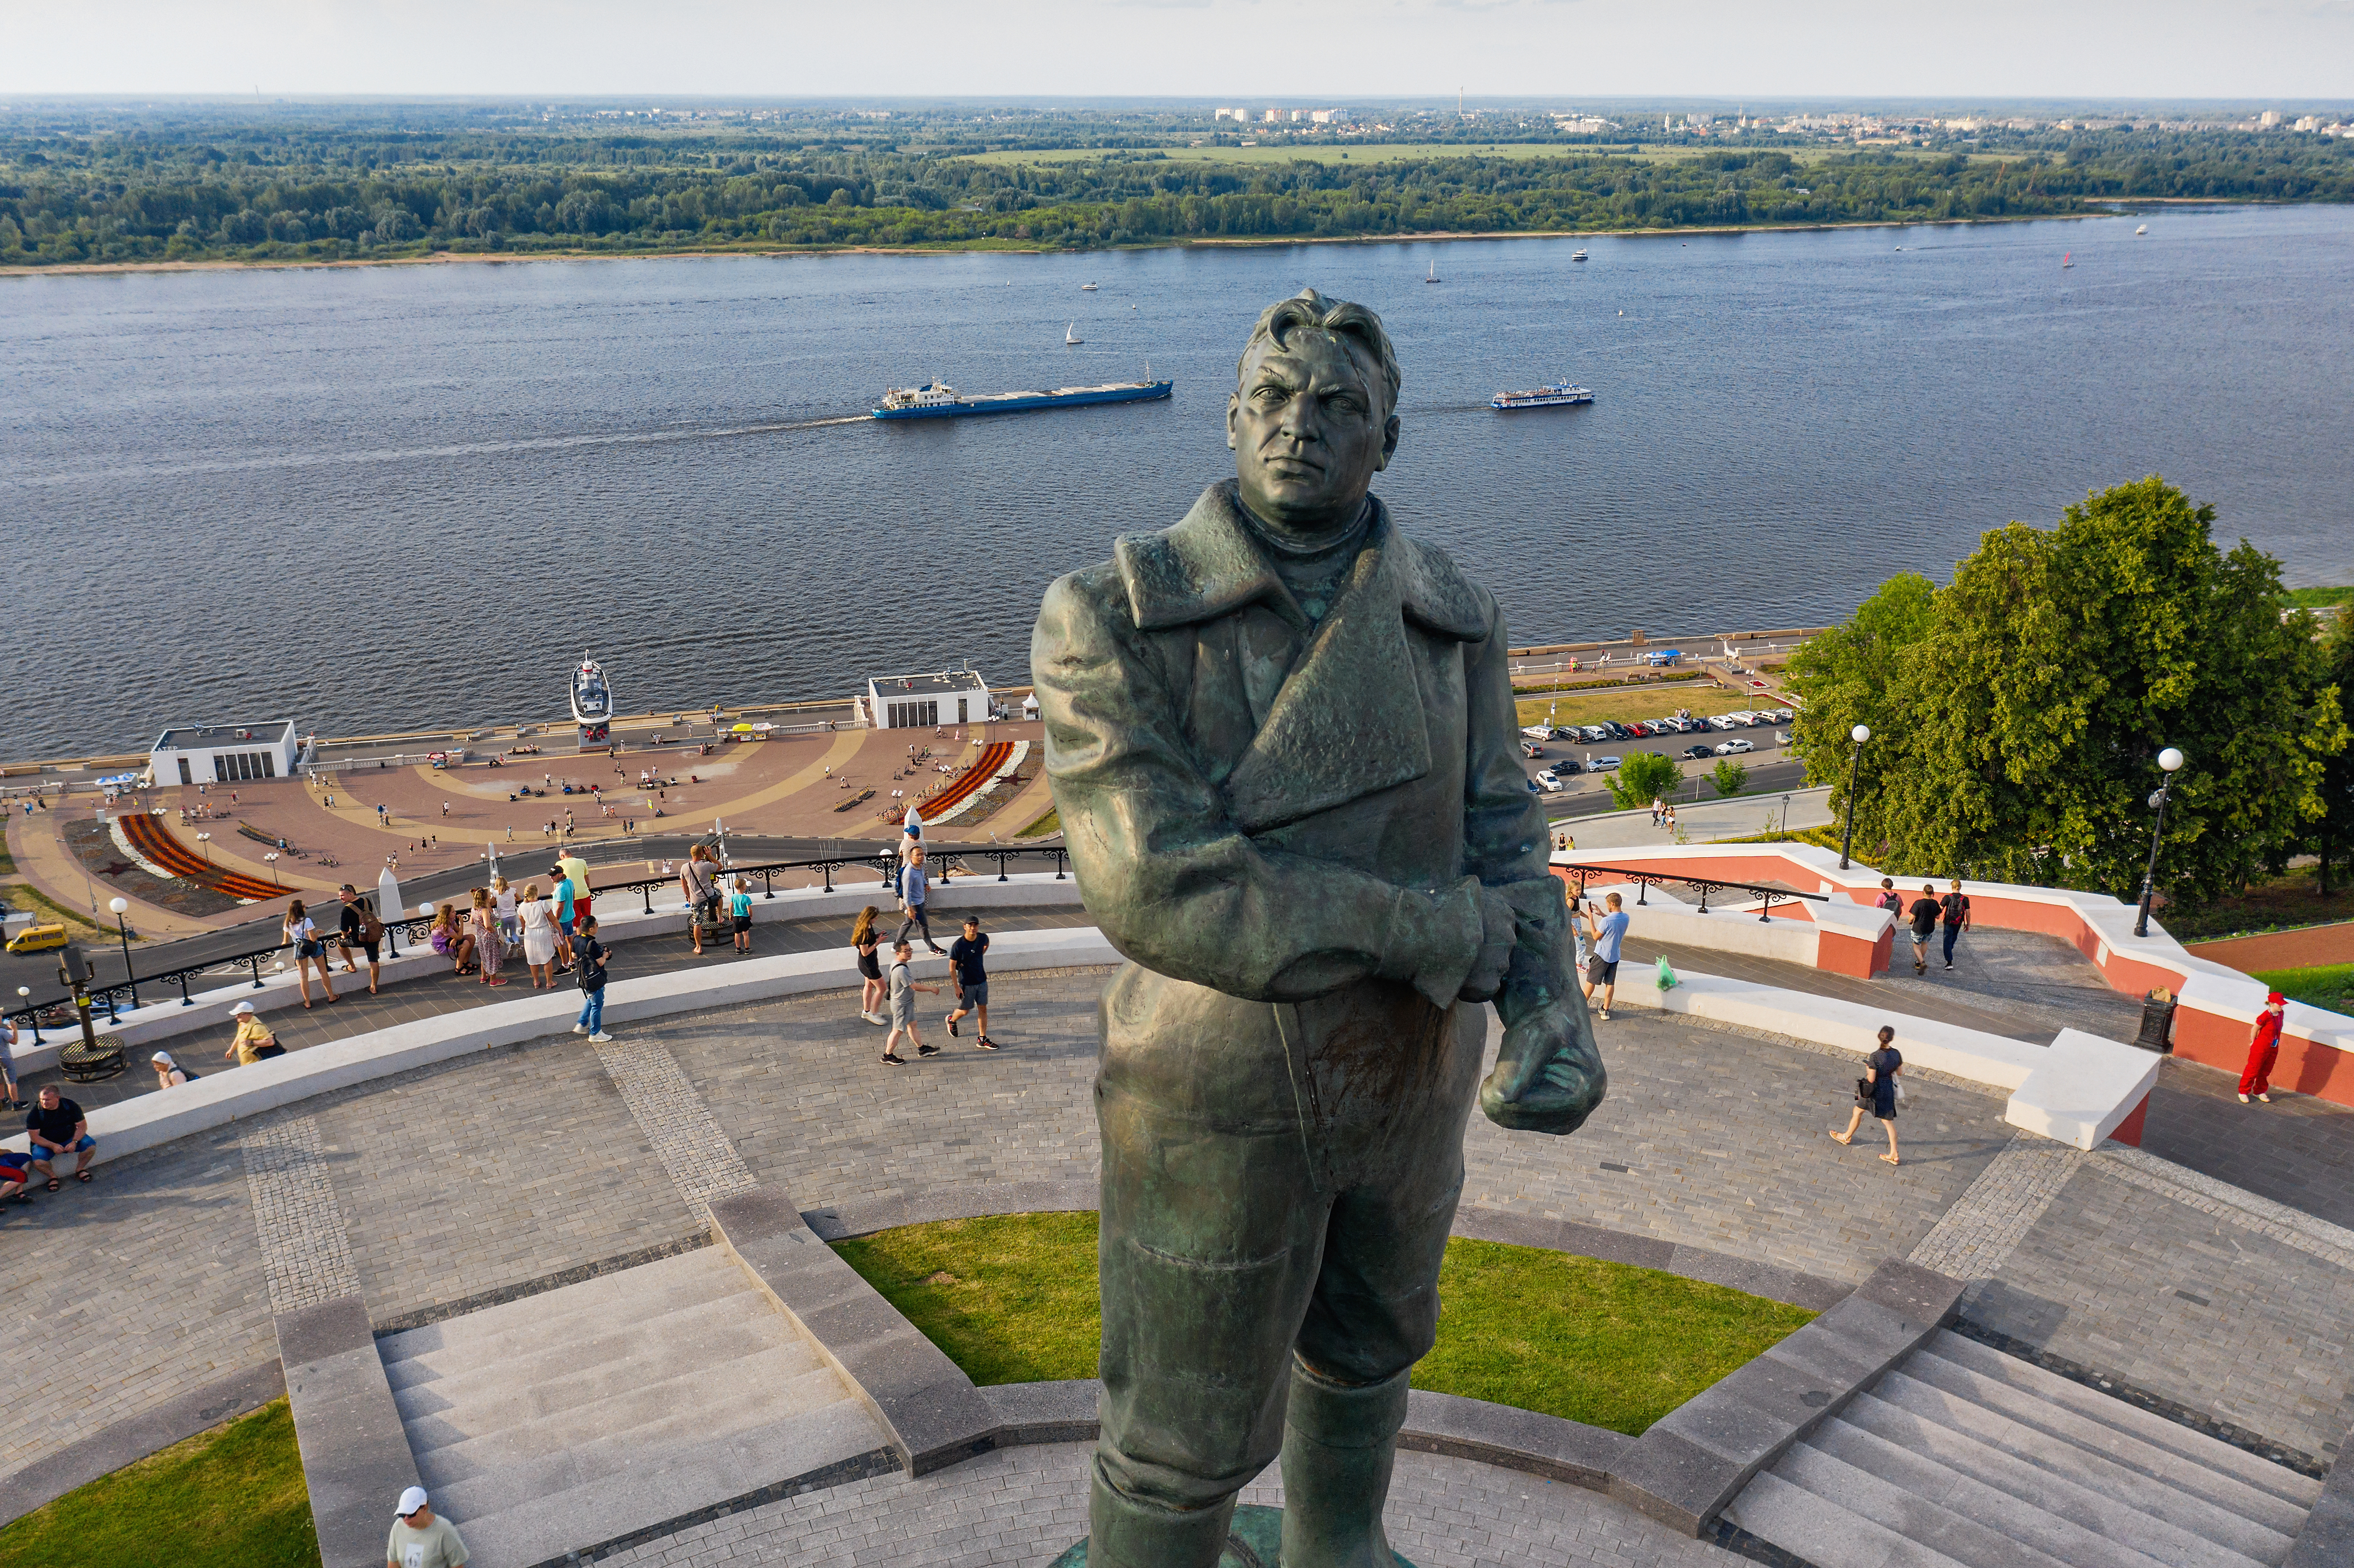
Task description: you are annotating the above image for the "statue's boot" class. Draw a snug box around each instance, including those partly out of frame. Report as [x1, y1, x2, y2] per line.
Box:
[1278, 1361, 1410, 1568]
[1087, 1470, 1239, 1568]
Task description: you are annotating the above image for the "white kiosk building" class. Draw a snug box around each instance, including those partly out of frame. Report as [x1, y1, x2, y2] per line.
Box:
[864, 668, 992, 730]
[148, 720, 301, 786]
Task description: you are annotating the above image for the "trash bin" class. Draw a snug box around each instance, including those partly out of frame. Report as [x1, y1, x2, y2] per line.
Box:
[2135, 989, 2177, 1054]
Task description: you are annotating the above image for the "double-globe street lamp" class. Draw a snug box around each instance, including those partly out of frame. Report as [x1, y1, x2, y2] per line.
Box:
[108, 896, 139, 1011]
[1837, 724, 1871, 870]
[2134, 747, 2188, 939]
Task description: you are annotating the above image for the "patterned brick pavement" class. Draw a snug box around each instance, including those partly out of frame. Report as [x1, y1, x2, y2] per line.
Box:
[1962, 1161, 2354, 1461]
[0, 1129, 274, 1477]
[594, 1037, 757, 1225]
[1905, 1135, 2087, 1281]
[593, 1441, 1733, 1568]
[242, 1115, 363, 1312]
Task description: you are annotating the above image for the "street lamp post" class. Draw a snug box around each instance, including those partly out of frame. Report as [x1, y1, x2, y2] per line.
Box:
[14, 986, 36, 1048]
[1837, 724, 1871, 870]
[264, 852, 280, 886]
[108, 896, 139, 1011]
[2134, 747, 2187, 939]
[196, 831, 212, 863]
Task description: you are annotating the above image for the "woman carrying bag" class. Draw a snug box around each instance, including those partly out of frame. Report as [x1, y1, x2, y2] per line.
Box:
[1830, 1024, 1903, 1166]
[224, 1000, 286, 1067]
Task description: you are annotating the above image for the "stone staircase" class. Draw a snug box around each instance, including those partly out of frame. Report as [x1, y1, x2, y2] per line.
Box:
[1721, 1329, 2323, 1568]
[381, 1247, 889, 1567]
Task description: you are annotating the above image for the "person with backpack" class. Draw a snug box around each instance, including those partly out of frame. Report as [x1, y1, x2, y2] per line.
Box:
[1906, 883, 1940, 975]
[336, 884, 385, 995]
[679, 845, 721, 956]
[571, 915, 612, 1043]
[150, 1050, 198, 1090]
[1938, 878, 1971, 971]
[880, 937, 941, 1066]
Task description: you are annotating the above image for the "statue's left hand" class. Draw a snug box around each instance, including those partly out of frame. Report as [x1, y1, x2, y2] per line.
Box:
[1479, 1003, 1605, 1135]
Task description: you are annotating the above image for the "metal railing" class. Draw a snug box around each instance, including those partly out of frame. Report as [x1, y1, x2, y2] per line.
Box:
[1558, 861, 1829, 922]
[4, 847, 1072, 1043]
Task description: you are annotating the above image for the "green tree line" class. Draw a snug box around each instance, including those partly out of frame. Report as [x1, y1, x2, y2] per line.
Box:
[4, 123, 2349, 266]
[1787, 478, 2353, 909]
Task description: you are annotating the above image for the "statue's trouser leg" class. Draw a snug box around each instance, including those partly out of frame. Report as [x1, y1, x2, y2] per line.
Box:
[1089, 1077, 1329, 1568]
[1278, 1361, 1410, 1568]
[1280, 1159, 1466, 1568]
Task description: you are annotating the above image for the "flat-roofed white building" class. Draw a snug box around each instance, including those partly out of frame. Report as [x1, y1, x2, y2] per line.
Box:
[864, 668, 993, 730]
[149, 719, 300, 786]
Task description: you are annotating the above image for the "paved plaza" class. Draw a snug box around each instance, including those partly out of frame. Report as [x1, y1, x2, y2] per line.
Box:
[4, 931, 2352, 1557]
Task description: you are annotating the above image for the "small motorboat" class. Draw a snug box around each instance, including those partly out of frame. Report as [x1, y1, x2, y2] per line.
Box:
[2136, 224, 2149, 235]
[1571, 249, 1588, 262]
[1065, 322, 1083, 344]
[1080, 282, 1098, 291]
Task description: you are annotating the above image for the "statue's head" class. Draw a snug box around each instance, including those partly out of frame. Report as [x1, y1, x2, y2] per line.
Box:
[1227, 289, 1402, 534]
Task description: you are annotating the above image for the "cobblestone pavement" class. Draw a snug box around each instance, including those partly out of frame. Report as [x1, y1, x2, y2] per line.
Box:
[1905, 1135, 2086, 1281]
[242, 1115, 363, 1311]
[594, 1037, 757, 1225]
[1962, 1161, 2354, 1462]
[0, 1129, 273, 1477]
[594, 1441, 1734, 1568]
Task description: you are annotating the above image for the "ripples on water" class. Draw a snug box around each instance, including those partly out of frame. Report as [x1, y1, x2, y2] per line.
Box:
[4, 205, 2349, 757]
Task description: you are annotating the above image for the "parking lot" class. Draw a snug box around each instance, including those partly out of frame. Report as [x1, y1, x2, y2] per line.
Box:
[1514, 702, 1802, 803]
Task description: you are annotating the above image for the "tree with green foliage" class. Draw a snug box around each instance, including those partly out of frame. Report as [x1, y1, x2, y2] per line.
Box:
[1608, 751, 1683, 811]
[1791, 479, 2347, 905]
[1711, 759, 1749, 798]
[2306, 609, 2354, 897]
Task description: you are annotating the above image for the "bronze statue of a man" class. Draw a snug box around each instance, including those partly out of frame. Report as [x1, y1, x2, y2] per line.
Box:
[1032, 288, 1605, 1568]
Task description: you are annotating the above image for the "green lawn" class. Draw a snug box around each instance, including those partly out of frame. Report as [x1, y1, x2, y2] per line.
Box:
[2284, 586, 2353, 609]
[0, 1398, 317, 1568]
[1515, 683, 1731, 732]
[962, 142, 1650, 168]
[834, 1214, 1814, 1435]
[2168, 864, 2354, 942]
[2249, 963, 2354, 1016]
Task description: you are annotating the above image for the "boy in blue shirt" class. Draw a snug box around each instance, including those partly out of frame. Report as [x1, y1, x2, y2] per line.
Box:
[728, 877, 754, 952]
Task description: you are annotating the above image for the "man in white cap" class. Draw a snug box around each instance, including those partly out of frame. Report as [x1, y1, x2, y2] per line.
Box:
[387, 1485, 468, 1568]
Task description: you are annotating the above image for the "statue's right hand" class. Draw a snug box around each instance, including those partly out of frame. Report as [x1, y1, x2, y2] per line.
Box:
[1457, 887, 1518, 1003]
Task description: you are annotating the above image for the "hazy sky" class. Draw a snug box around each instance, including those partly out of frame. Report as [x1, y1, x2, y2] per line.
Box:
[5, 1, 2350, 102]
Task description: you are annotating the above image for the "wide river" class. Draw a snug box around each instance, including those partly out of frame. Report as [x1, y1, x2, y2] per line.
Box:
[5, 203, 2350, 758]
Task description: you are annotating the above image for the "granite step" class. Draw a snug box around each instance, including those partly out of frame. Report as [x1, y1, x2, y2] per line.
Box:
[379, 1247, 750, 1378]
[1719, 1470, 1974, 1568]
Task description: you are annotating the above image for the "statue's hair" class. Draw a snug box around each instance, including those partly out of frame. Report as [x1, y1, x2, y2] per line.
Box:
[1237, 288, 1401, 419]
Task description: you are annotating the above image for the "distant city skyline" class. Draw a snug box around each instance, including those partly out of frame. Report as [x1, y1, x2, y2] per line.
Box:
[5, 1, 2350, 101]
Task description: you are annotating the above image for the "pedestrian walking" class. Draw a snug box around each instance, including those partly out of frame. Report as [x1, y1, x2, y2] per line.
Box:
[1831, 1024, 1903, 1165]
[571, 915, 612, 1042]
[728, 877, 754, 952]
[0, 1017, 25, 1109]
[151, 1050, 198, 1090]
[2239, 992, 2288, 1103]
[1580, 891, 1630, 1020]
[1662, 803, 1678, 834]
[852, 906, 888, 1025]
[387, 1485, 470, 1568]
[1650, 796, 1664, 827]
[336, 883, 384, 995]
[1875, 877, 1902, 916]
[895, 844, 945, 953]
[881, 939, 940, 1065]
[284, 900, 339, 1008]
[1938, 878, 1971, 971]
[469, 889, 508, 986]
[518, 882, 558, 987]
[944, 914, 997, 1049]
[224, 1000, 284, 1066]
[1906, 883, 1940, 975]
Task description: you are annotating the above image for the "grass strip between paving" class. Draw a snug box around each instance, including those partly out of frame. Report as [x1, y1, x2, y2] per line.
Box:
[834, 1213, 1815, 1436]
[0, 1397, 318, 1568]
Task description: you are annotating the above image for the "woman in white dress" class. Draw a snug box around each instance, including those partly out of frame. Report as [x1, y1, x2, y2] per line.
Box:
[518, 881, 559, 988]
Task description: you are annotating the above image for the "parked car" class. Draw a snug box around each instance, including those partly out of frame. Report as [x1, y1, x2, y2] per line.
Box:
[1748, 712, 1776, 728]
[1773, 731, 1793, 746]
[1591, 755, 1623, 771]
[1716, 738, 1756, 756]
[1550, 726, 1581, 741]
[1520, 724, 1552, 741]
[1727, 709, 1757, 725]
[1520, 741, 1545, 759]
[1773, 708, 1795, 722]
[1683, 744, 1717, 760]
[1709, 715, 1742, 731]
[5, 922, 68, 955]
[1553, 758, 1584, 776]
[1536, 769, 1569, 791]
[1580, 725, 1612, 743]
[1623, 721, 1653, 738]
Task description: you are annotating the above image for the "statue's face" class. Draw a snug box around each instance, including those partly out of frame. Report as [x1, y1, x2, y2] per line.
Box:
[1227, 329, 1400, 534]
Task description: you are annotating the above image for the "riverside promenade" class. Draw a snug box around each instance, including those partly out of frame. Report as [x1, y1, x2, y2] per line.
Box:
[2, 861, 2351, 1567]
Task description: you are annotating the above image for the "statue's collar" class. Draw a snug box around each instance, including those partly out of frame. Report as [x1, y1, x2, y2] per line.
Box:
[1114, 481, 1487, 640]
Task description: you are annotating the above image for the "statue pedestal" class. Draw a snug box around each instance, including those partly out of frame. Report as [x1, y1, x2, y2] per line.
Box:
[1048, 1505, 1416, 1568]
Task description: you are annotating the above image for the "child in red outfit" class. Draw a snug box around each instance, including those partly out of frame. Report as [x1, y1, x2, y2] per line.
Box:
[2238, 992, 2287, 1103]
